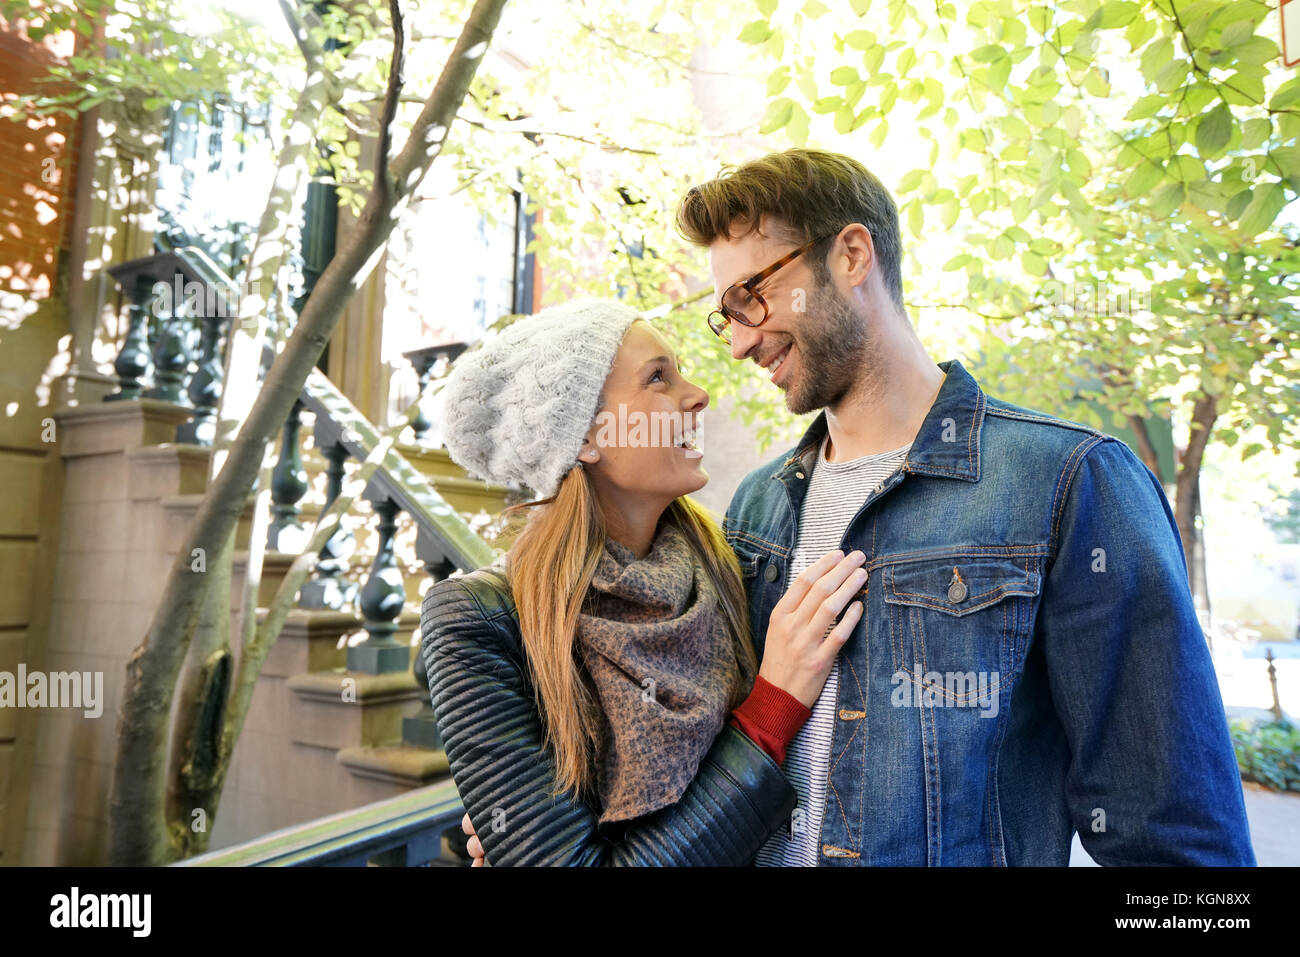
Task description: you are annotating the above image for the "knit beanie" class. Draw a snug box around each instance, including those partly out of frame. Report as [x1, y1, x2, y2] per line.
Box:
[437, 299, 644, 499]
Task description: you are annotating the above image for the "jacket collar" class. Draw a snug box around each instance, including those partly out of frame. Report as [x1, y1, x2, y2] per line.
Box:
[777, 358, 985, 483]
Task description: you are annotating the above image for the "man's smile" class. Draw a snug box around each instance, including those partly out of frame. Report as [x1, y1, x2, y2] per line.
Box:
[760, 341, 793, 383]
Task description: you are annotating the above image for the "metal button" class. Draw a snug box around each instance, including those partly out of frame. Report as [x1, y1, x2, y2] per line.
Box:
[795, 471, 805, 479]
[764, 562, 780, 583]
[947, 567, 967, 603]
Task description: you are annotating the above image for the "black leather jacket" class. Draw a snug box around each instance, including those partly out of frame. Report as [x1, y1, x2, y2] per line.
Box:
[419, 566, 797, 865]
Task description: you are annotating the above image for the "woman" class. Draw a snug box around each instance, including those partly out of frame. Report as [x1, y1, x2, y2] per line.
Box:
[421, 298, 866, 865]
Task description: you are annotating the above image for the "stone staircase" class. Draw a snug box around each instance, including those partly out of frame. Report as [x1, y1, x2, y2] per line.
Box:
[26, 393, 513, 862]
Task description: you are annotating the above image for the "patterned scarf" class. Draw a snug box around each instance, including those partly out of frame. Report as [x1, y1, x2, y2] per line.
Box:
[575, 520, 755, 824]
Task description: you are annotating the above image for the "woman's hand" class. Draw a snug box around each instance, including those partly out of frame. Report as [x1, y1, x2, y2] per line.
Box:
[759, 549, 866, 709]
[462, 812, 486, 867]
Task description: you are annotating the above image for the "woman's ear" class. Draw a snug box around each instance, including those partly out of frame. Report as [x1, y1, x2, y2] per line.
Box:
[577, 435, 600, 465]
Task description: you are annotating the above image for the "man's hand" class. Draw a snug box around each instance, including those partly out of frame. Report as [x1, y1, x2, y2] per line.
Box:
[462, 812, 486, 867]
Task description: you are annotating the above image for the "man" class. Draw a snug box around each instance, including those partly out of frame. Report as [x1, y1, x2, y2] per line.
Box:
[673, 148, 1254, 866]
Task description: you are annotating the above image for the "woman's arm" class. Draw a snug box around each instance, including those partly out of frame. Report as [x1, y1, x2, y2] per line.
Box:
[420, 575, 797, 866]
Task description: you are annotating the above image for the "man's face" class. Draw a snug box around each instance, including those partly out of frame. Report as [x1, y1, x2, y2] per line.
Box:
[708, 219, 871, 415]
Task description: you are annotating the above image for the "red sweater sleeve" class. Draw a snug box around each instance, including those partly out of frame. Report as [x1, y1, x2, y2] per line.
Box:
[728, 675, 811, 766]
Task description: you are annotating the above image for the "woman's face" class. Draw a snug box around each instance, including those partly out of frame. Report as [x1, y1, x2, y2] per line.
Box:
[578, 320, 710, 502]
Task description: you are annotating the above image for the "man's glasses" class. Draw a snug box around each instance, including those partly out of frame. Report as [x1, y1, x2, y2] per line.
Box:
[707, 235, 831, 344]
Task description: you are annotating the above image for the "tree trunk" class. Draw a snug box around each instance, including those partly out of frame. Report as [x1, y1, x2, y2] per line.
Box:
[108, 0, 511, 865]
[1174, 391, 1218, 584]
[1126, 413, 1163, 483]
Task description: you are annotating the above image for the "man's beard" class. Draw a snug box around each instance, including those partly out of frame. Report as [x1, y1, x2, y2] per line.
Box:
[783, 277, 874, 415]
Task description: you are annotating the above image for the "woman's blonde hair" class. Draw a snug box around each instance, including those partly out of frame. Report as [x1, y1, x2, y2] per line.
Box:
[501, 464, 757, 801]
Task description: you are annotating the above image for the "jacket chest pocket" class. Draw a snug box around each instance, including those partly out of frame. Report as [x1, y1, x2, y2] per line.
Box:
[881, 553, 1043, 706]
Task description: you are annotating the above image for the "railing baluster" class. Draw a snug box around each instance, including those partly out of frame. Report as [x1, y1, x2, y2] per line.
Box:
[403, 555, 457, 751]
[104, 273, 156, 402]
[348, 497, 409, 674]
[176, 311, 230, 445]
[299, 442, 357, 609]
[267, 399, 309, 552]
[402, 343, 467, 444]
[144, 284, 194, 405]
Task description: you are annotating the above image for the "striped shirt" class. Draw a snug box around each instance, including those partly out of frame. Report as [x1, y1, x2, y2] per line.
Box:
[754, 433, 911, 867]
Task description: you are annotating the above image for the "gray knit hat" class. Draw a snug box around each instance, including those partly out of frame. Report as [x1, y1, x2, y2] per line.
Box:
[437, 298, 644, 499]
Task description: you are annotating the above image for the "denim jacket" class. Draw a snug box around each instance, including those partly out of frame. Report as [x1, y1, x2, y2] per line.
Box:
[723, 358, 1255, 866]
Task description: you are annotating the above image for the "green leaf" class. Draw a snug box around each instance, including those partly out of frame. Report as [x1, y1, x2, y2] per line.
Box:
[739, 20, 773, 43]
[1022, 250, 1048, 275]
[987, 55, 1011, 91]
[1225, 188, 1252, 220]
[767, 67, 791, 97]
[1237, 181, 1287, 235]
[1269, 77, 1300, 110]
[971, 44, 1006, 63]
[943, 253, 973, 271]
[1240, 117, 1271, 150]
[1140, 36, 1174, 82]
[1154, 59, 1189, 94]
[1150, 181, 1185, 218]
[1125, 14, 1157, 50]
[1084, 67, 1111, 98]
[870, 118, 889, 149]
[844, 29, 876, 49]
[898, 169, 925, 192]
[758, 97, 794, 134]
[1195, 102, 1233, 156]
[831, 66, 861, 85]
[1271, 146, 1300, 179]
[1124, 161, 1164, 197]
[879, 83, 898, 114]
[1125, 94, 1166, 121]
[786, 102, 810, 145]
[1100, 1, 1140, 28]
[1221, 72, 1265, 106]
[850, 0, 871, 14]
[757, 0, 779, 16]
[814, 95, 844, 113]
[1234, 36, 1279, 64]
[1219, 20, 1254, 48]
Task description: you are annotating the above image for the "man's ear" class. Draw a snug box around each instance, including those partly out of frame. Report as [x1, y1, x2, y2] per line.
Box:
[837, 223, 876, 288]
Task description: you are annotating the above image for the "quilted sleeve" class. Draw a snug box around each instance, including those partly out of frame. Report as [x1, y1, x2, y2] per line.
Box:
[420, 575, 797, 866]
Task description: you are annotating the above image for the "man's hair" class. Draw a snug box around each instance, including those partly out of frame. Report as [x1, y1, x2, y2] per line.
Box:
[675, 149, 904, 310]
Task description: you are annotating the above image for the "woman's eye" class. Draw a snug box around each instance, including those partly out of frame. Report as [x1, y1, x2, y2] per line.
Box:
[649, 368, 665, 383]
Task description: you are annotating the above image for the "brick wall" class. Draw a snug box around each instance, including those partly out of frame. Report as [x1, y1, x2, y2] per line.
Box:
[0, 12, 79, 299]
[0, 11, 80, 866]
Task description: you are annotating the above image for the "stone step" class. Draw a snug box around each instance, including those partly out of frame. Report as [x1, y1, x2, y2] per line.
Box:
[286, 667, 426, 751]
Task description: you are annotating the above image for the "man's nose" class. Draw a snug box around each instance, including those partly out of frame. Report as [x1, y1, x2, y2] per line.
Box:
[730, 321, 760, 362]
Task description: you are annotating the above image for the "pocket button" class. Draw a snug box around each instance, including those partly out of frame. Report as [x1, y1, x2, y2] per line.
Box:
[764, 561, 780, 583]
[947, 568, 968, 604]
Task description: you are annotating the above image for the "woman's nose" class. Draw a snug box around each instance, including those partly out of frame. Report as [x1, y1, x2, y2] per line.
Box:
[682, 379, 708, 412]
